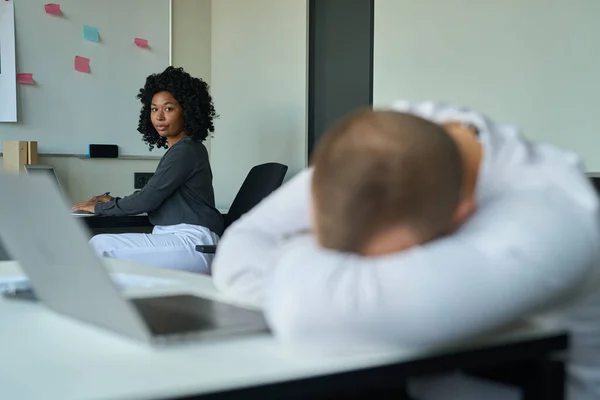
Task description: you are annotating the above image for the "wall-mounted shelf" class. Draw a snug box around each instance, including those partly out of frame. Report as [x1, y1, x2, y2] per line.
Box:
[0, 153, 162, 161]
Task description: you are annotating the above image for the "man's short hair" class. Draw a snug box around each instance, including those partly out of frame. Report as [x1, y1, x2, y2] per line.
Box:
[311, 108, 463, 253]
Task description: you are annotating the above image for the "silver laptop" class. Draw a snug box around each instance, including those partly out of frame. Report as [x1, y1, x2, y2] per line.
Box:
[0, 173, 269, 344]
[24, 164, 91, 215]
[23, 164, 65, 193]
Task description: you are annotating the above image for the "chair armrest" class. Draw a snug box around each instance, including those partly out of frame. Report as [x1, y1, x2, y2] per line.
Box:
[195, 245, 217, 254]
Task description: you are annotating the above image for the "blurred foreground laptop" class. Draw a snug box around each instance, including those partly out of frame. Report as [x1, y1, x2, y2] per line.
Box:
[0, 173, 269, 344]
[24, 164, 91, 215]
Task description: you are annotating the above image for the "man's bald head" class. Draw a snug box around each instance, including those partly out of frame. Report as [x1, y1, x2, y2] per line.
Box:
[311, 109, 464, 254]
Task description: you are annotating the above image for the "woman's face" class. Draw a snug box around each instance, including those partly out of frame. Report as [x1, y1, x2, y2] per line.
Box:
[150, 91, 185, 139]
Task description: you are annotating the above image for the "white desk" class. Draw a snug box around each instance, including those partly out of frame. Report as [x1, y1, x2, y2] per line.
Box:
[0, 259, 566, 400]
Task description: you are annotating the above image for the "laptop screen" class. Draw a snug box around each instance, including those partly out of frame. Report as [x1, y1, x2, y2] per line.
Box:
[0, 237, 10, 261]
[25, 167, 62, 191]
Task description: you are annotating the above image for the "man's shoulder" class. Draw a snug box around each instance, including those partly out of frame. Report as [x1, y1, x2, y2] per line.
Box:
[477, 121, 593, 205]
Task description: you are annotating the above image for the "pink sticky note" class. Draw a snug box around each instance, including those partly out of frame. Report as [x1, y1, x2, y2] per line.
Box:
[134, 38, 149, 49]
[74, 56, 90, 73]
[16, 73, 34, 85]
[44, 3, 62, 16]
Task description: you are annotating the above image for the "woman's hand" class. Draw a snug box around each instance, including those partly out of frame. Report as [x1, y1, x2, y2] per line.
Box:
[88, 194, 113, 203]
[72, 201, 97, 213]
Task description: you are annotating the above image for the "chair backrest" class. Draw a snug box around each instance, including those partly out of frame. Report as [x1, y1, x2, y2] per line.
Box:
[225, 162, 288, 229]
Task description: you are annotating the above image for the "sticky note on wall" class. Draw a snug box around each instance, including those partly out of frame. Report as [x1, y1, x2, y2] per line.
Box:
[16, 73, 34, 85]
[134, 38, 149, 49]
[44, 3, 61, 16]
[83, 25, 99, 42]
[74, 56, 90, 73]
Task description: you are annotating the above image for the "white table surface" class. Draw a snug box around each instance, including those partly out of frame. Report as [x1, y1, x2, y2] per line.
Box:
[0, 259, 565, 400]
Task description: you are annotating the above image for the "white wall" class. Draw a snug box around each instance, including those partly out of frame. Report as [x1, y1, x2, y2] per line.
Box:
[374, 0, 600, 171]
[0, 0, 213, 202]
[1, 0, 170, 156]
[2, 0, 308, 206]
[172, 0, 213, 154]
[210, 0, 308, 207]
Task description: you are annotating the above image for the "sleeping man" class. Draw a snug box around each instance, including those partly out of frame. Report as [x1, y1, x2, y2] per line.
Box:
[212, 101, 600, 400]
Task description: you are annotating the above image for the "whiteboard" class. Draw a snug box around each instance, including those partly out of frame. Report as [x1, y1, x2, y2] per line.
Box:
[373, 0, 600, 171]
[0, 0, 17, 122]
[0, 0, 171, 156]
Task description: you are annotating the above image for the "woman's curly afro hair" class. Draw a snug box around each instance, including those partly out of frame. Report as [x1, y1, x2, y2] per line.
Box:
[137, 66, 217, 150]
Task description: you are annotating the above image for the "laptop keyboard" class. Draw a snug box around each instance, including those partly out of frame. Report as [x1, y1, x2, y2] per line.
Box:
[130, 295, 270, 338]
[132, 296, 214, 336]
[71, 210, 94, 215]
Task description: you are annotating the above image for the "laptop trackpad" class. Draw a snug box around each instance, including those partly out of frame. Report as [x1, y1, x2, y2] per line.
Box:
[130, 295, 270, 338]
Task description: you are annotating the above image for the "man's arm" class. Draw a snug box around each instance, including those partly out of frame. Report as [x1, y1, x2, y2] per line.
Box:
[264, 187, 600, 348]
[211, 100, 497, 307]
[95, 145, 194, 216]
[212, 169, 313, 307]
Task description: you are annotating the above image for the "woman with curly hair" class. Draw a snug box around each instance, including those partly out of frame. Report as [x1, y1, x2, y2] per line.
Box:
[72, 66, 224, 273]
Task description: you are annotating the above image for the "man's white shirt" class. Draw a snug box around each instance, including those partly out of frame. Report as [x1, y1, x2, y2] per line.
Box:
[212, 101, 600, 399]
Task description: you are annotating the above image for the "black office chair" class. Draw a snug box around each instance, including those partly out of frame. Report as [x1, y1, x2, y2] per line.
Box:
[196, 162, 289, 254]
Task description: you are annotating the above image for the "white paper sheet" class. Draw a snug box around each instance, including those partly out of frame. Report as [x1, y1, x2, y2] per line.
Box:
[0, 0, 17, 122]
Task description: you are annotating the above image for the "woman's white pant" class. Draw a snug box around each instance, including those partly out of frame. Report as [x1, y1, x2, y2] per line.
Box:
[89, 224, 219, 274]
